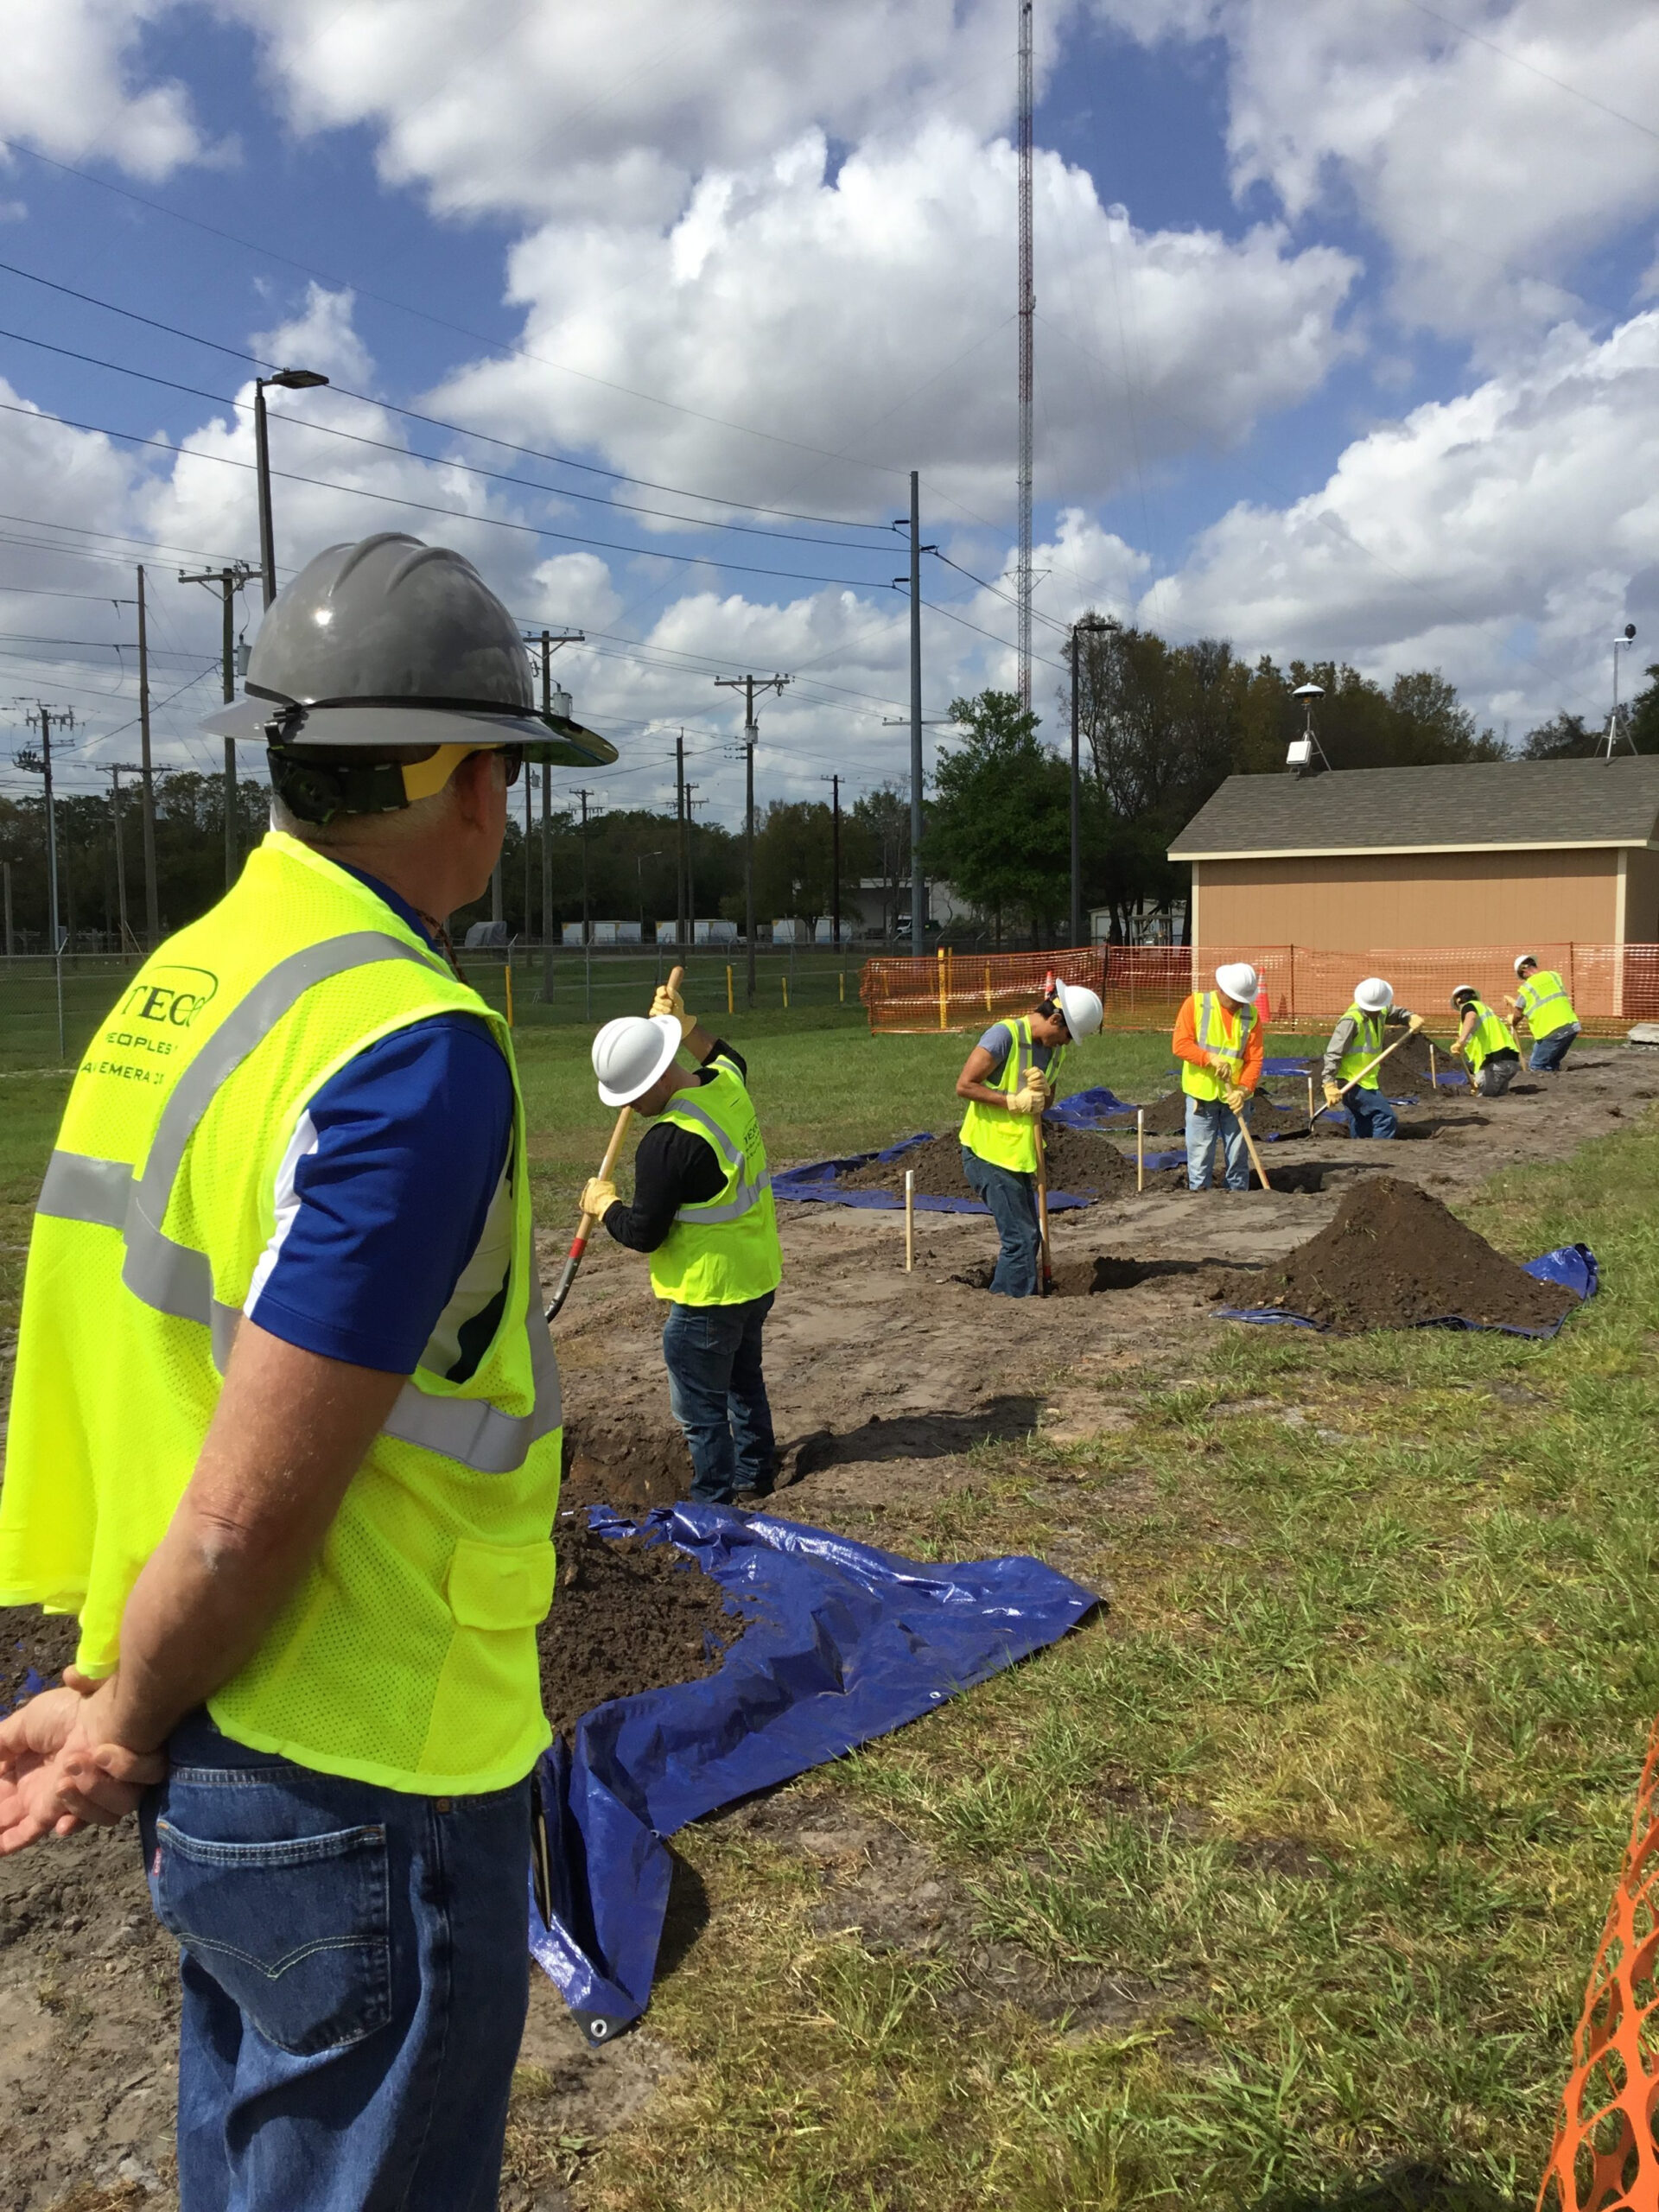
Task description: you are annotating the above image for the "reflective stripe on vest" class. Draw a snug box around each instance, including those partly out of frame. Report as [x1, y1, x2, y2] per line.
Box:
[660, 1093, 775, 1225]
[648, 1060, 783, 1306]
[1462, 1000, 1516, 1071]
[32, 937, 560, 1475]
[1338, 1004, 1388, 1089]
[1181, 993, 1255, 1101]
[1516, 969, 1577, 1039]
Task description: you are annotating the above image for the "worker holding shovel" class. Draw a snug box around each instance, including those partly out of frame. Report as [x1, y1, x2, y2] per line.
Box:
[1450, 983, 1522, 1096]
[954, 979, 1105, 1296]
[1319, 977, 1423, 1138]
[581, 979, 783, 1504]
[1173, 962, 1264, 1192]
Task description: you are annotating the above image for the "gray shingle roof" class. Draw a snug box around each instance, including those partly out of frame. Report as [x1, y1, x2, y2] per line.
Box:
[1168, 758, 1659, 860]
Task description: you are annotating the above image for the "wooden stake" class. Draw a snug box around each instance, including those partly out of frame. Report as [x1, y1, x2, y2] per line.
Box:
[726, 963, 734, 1014]
[1306, 1072, 1314, 1128]
[1429, 1042, 1438, 1090]
[904, 1168, 915, 1273]
[545, 965, 684, 1320]
[1136, 1106, 1145, 1193]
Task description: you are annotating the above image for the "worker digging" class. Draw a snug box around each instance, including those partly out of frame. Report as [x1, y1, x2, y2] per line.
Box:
[1172, 961, 1264, 1191]
[580, 976, 784, 1503]
[1449, 982, 1522, 1096]
[1507, 952, 1583, 1071]
[951, 978, 1105, 1295]
[1319, 977, 1424, 1138]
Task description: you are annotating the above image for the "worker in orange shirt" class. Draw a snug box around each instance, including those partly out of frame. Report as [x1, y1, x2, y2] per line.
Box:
[1172, 962, 1265, 1192]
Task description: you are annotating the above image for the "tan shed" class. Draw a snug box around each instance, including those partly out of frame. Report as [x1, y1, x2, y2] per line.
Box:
[1168, 757, 1659, 951]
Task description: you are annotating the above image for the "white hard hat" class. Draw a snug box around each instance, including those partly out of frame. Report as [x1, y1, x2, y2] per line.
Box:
[1353, 976, 1394, 1014]
[1514, 952, 1537, 975]
[1053, 979, 1103, 1039]
[1450, 982, 1478, 1006]
[1215, 962, 1259, 1003]
[592, 1014, 681, 1108]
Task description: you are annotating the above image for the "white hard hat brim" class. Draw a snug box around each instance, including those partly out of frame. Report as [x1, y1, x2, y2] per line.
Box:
[1214, 963, 1259, 1001]
[202, 694, 619, 767]
[597, 1014, 683, 1107]
[1514, 954, 1535, 974]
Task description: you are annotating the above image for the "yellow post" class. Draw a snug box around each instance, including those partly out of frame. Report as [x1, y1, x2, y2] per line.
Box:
[782, 975, 789, 1010]
[937, 944, 947, 1031]
[504, 959, 514, 1027]
[839, 970, 845, 1003]
[727, 963, 734, 1015]
[984, 963, 992, 1013]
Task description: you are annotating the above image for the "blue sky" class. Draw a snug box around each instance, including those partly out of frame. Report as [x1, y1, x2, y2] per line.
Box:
[1, 0, 1657, 821]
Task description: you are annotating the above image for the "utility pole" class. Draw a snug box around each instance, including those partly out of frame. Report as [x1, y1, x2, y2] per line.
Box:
[523, 626, 582, 994]
[683, 783, 702, 933]
[137, 564, 159, 946]
[18, 703, 75, 950]
[821, 773, 842, 949]
[180, 563, 256, 891]
[893, 477, 936, 948]
[715, 672, 790, 1005]
[3, 858, 11, 957]
[675, 728, 688, 946]
[1016, 0, 1035, 709]
[1068, 613, 1113, 949]
[99, 762, 146, 955]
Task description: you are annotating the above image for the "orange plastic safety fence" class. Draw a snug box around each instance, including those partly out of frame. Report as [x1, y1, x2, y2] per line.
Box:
[860, 943, 1659, 1034]
[1537, 1713, 1659, 2212]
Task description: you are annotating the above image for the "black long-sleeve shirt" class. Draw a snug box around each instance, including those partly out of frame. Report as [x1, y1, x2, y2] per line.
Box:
[601, 1039, 748, 1254]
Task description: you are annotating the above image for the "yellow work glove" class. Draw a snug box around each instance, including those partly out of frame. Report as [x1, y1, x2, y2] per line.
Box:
[580, 1176, 619, 1220]
[1407, 1013, 1426, 1032]
[1323, 1079, 1345, 1109]
[651, 982, 696, 1040]
[1224, 1085, 1249, 1115]
[1007, 1075, 1047, 1116]
[1208, 1052, 1239, 1078]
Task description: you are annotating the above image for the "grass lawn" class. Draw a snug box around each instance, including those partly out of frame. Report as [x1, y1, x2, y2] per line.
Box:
[3, 997, 1632, 2203]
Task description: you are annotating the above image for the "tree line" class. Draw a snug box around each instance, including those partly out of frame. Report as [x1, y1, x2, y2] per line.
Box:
[3, 634, 1650, 951]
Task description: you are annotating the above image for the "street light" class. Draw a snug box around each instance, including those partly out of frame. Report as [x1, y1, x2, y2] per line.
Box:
[1609, 621, 1638, 759]
[1069, 613, 1116, 950]
[254, 368, 330, 608]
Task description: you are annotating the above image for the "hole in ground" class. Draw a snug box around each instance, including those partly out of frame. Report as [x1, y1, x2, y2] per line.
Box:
[954, 1257, 1220, 1298]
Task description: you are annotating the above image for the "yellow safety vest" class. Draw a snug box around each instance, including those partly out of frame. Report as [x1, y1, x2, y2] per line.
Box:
[1338, 1004, 1389, 1090]
[647, 1056, 783, 1307]
[1461, 999, 1517, 1073]
[1180, 994, 1255, 1102]
[959, 1016, 1068, 1175]
[0, 831, 562, 1796]
[1515, 969, 1577, 1039]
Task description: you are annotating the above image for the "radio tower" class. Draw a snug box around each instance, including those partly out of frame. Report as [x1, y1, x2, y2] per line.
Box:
[1016, 0, 1034, 709]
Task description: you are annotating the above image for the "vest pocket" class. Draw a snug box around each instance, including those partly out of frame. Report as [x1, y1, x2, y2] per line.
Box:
[150, 1818, 391, 2056]
[446, 1535, 556, 1629]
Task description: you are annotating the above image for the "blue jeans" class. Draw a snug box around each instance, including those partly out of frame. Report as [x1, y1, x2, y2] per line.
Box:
[141, 1711, 531, 2212]
[1346, 1084, 1397, 1139]
[961, 1146, 1040, 1296]
[663, 1289, 777, 1502]
[1185, 1096, 1251, 1191]
[1529, 1023, 1580, 1071]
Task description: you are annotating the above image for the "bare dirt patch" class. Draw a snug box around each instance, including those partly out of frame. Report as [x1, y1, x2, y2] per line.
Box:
[838, 1124, 1141, 1199]
[538, 1522, 753, 1745]
[1209, 1174, 1578, 1333]
[558, 1424, 691, 1516]
[1, 1605, 79, 1709]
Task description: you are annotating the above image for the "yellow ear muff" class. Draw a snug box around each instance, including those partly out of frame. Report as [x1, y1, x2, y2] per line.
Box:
[399, 742, 477, 804]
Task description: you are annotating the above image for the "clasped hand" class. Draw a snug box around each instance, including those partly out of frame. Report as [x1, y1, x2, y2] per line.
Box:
[0, 1676, 165, 1855]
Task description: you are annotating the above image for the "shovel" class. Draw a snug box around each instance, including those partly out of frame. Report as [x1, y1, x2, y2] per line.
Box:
[545, 965, 684, 1322]
[1307, 1025, 1421, 1127]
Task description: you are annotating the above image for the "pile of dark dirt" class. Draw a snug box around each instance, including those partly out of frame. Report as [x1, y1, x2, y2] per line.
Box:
[1208, 1174, 1576, 1333]
[560, 1423, 692, 1516]
[0, 1604, 79, 1710]
[1101, 1089, 1309, 1139]
[538, 1521, 751, 1742]
[840, 1123, 1138, 1200]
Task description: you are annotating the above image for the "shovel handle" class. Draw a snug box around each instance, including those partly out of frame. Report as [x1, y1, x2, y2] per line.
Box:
[543, 966, 686, 1322]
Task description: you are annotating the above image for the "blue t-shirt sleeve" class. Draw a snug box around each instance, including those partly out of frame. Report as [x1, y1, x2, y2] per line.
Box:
[977, 1022, 1013, 1073]
[245, 1014, 514, 1375]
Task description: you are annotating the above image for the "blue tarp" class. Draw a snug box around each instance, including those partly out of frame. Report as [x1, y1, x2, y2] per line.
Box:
[1215, 1242, 1599, 1338]
[772, 1132, 1095, 1212]
[529, 1504, 1097, 2042]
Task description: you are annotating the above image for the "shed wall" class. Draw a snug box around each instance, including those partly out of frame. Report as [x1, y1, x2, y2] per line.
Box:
[1192, 849, 1624, 950]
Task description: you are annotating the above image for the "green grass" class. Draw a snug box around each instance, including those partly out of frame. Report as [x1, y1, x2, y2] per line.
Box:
[563, 1115, 1656, 2211]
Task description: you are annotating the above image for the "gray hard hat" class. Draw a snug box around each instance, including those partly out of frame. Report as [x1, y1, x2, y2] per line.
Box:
[200, 532, 616, 766]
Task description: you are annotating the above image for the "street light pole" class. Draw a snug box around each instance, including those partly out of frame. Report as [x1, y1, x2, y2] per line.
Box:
[1611, 622, 1638, 758]
[254, 368, 330, 609]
